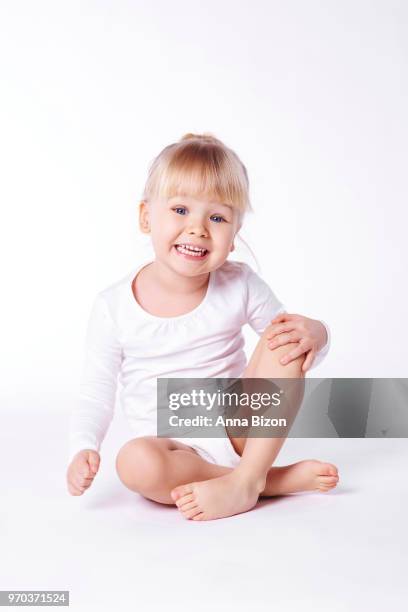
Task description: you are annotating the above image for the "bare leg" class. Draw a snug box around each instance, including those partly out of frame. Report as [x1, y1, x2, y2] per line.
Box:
[115, 436, 339, 518]
[170, 326, 339, 520]
[115, 436, 231, 505]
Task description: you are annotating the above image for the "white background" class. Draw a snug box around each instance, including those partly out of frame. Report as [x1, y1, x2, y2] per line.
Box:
[1, 2, 407, 611]
[1, 0, 408, 414]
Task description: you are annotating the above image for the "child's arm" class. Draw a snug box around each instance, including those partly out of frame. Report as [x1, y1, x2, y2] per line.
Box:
[67, 293, 122, 494]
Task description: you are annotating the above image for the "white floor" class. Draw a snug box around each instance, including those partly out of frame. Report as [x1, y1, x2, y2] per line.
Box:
[1, 408, 408, 612]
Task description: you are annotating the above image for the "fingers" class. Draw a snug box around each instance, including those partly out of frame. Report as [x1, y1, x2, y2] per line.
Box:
[279, 342, 308, 365]
[73, 469, 95, 490]
[68, 474, 94, 495]
[68, 475, 90, 495]
[75, 474, 94, 488]
[267, 331, 300, 350]
[78, 451, 99, 481]
[266, 322, 294, 339]
[88, 452, 100, 475]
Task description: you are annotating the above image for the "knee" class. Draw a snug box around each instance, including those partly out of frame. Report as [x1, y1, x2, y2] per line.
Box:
[115, 436, 167, 491]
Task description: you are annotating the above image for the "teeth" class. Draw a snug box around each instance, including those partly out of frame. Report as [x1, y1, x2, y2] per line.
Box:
[179, 244, 205, 252]
[176, 244, 207, 256]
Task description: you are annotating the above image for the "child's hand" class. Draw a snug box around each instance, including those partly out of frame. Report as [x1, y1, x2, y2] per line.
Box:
[266, 313, 328, 373]
[66, 449, 100, 496]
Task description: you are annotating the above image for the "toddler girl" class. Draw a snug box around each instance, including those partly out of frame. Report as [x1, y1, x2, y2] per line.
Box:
[66, 133, 338, 521]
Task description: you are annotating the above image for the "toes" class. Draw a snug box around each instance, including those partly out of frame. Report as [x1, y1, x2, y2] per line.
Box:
[171, 483, 194, 502]
[317, 469, 339, 492]
[320, 476, 339, 485]
[182, 506, 202, 520]
[317, 463, 338, 477]
[318, 480, 338, 491]
[326, 464, 338, 477]
[179, 500, 198, 511]
[175, 493, 194, 508]
[192, 513, 205, 521]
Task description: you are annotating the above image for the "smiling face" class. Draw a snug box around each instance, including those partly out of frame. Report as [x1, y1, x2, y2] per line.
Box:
[139, 195, 242, 277]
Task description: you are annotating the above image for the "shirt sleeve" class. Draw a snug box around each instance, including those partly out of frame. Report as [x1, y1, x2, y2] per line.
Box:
[68, 293, 123, 464]
[244, 263, 286, 335]
[244, 263, 330, 370]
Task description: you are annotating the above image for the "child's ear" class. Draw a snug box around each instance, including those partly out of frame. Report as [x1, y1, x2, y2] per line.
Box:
[139, 201, 150, 233]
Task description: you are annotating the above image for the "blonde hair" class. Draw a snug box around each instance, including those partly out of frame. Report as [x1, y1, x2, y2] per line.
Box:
[142, 132, 252, 219]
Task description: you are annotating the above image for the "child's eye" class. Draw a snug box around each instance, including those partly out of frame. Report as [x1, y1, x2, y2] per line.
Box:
[210, 215, 225, 223]
[173, 206, 225, 223]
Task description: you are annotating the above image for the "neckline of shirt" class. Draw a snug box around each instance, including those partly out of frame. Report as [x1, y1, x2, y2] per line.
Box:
[128, 259, 217, 322]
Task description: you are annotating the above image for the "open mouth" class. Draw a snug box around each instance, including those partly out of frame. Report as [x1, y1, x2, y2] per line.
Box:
[174, 244, 209, 259]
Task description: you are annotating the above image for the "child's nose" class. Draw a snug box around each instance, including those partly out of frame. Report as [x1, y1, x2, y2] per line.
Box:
[186, 219, 209, 237]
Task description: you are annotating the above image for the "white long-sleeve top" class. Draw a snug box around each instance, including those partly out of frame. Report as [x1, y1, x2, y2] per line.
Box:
[68, 259, 330, 463]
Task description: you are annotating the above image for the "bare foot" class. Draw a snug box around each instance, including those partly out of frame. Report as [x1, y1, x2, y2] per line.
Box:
[171, 460, 339, 521]
[170, 470, 263, 521]
[262, 459, 339, 496]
